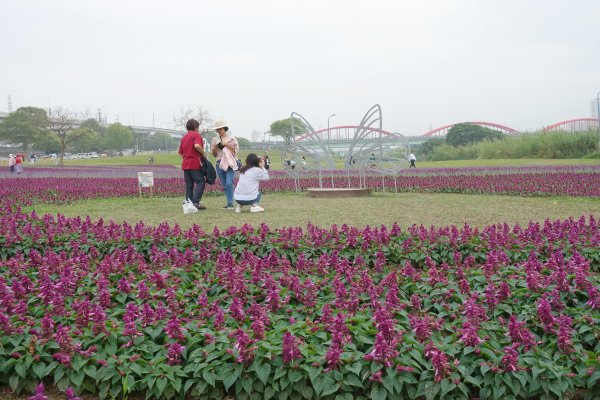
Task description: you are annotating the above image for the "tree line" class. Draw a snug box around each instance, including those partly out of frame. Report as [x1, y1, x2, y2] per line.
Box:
[0, 106, 181, 165]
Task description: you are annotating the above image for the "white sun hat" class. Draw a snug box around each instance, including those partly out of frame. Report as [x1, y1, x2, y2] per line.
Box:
[213, 119, 228, 130]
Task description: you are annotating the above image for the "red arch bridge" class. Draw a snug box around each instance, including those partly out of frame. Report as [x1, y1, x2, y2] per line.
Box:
[294, 119, 599, 141]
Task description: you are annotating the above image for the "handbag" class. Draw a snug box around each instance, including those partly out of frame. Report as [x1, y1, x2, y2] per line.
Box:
[202, 156, 217, 184]
[182, 198, 198, 214]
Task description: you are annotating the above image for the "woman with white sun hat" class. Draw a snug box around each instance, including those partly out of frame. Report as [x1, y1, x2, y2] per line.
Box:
[210, 119, 240, 209]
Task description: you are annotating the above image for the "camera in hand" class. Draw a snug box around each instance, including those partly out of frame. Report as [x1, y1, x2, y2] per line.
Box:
[216, 142, 225, 150]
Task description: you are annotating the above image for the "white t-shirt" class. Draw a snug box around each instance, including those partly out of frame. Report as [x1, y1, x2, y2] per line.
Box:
[234, 167, 269, 201]
[409, 153, 416, 161]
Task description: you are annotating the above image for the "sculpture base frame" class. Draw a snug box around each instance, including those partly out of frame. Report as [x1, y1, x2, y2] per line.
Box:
[306, 188, 372, 198]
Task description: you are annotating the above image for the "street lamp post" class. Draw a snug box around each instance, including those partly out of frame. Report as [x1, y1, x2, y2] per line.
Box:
[44, 96, 51, 116]
[327, 113, 336, 141]
[597, 92, 600, 152]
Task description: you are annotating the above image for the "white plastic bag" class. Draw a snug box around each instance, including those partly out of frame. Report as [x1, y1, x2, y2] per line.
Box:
[182, 199, 198, 214]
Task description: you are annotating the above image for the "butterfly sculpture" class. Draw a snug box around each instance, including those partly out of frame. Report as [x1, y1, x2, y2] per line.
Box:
[285, 104, 407, 177]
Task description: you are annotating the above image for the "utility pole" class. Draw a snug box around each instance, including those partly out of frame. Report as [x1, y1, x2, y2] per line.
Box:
[597, 92, 600, 152]
[7, 95, 12, 113]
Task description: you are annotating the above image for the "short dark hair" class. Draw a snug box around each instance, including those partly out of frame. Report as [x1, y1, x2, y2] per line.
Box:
[186, 119, 200, 131]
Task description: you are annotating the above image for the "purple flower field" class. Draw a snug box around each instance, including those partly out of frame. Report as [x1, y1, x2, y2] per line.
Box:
[1, 164, 599, 207]
[0, 165, 599, 399]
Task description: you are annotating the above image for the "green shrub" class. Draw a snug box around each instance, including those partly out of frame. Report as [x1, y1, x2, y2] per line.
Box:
[423, 130, 598, 161]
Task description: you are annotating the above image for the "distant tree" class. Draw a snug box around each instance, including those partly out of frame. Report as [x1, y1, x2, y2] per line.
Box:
[32, 131, 61, 154]
[201, 130, 218, 143]
[0, 106, 49, 150]
[68, 128, 102, 153]
[446, 123, 504, 147]
[173, 106, 213, 131]
[237, 137, 251, 149]
[104, 123, 133, 151]
[269, 117, 307, 143]
[146, 132, 177, 151]
[48, 107, 93, 166]
[419, 138, 445, 157]
[81, 118, 105, 134]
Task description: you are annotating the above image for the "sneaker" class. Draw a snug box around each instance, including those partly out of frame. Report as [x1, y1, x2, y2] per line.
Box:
[235, 205, 242, 214]
[250, 205, 264, 213]
[194, 204, 207, 210]
[223, 205, 235, 210]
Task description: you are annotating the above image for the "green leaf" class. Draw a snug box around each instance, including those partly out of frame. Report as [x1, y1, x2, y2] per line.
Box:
[242, 377, 253, 395]
[440, 379, 454, 398]
[9, 375, 19, 392]
[223, 370, 238, 391]
[480, 364, 491, 376]
[343, 373, 363, 388]
[256, 363, 272, 385]
[370, 384, 387, 400]
[312, 376, 324, 396]
[424, 381, 440, 400]
[345, 362, 362, 376]
[71, 370, 85, 387]
[202, 369, 216, 387]
[129, 362, 142, 376]
[382, 375, 395, 395]
[300, 386, 313, 399]
[532, 366, 542, 381]
[15, 361, 27, 378]
[265, 385, 276, 400]
[172, 378, 182, 393]
[44, 361, 58, 376]
[54, 365, 65, 383]
[493, 384, 506, 400]
[33, 362, 47, 379]
[156, 377, 167, 396]
[288, 369, 303, 383]
[83, 365, 97, 379]
[589, 370, 600, 388]
[321, 375, 339, 396]
[306, 366, 321, 383]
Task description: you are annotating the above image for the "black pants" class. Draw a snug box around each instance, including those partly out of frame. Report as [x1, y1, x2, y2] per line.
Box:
[184, 169, 205, 205]
[410, 160, 416, 168]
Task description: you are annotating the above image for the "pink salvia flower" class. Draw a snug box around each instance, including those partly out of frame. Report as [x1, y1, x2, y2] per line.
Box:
[459, 321, 482, 347]
[586, 286, 600, 309]
[424, 343, 451, 382]
[282, 331, 302, 363]
[557, 315, 573, 353]
[29, 383, 48, 400]
[64, 388, 82, 400]
[166, 342, 185, 365]
[501, 343, 520, 372]
[507, 315, 536, 352]
[537, 297, 555, 332]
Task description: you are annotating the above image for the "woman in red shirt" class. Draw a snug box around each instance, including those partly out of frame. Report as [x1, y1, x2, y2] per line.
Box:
[15, 154, 24, 174]
[178, 119, 207, 209]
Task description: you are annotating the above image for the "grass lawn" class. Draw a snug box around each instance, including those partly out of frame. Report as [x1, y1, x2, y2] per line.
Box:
[28, 191, 600, 231]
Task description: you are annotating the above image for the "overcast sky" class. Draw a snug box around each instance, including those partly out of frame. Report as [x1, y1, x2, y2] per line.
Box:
[1, 0, 599, 138]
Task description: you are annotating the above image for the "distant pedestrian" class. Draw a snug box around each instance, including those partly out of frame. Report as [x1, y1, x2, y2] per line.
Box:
[15, 154, 24, 174]
[263, 155, 271, 170]
[148, 156, 154, 164]
[8, 154, 15, 173]
[409, 152, 417, 168]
